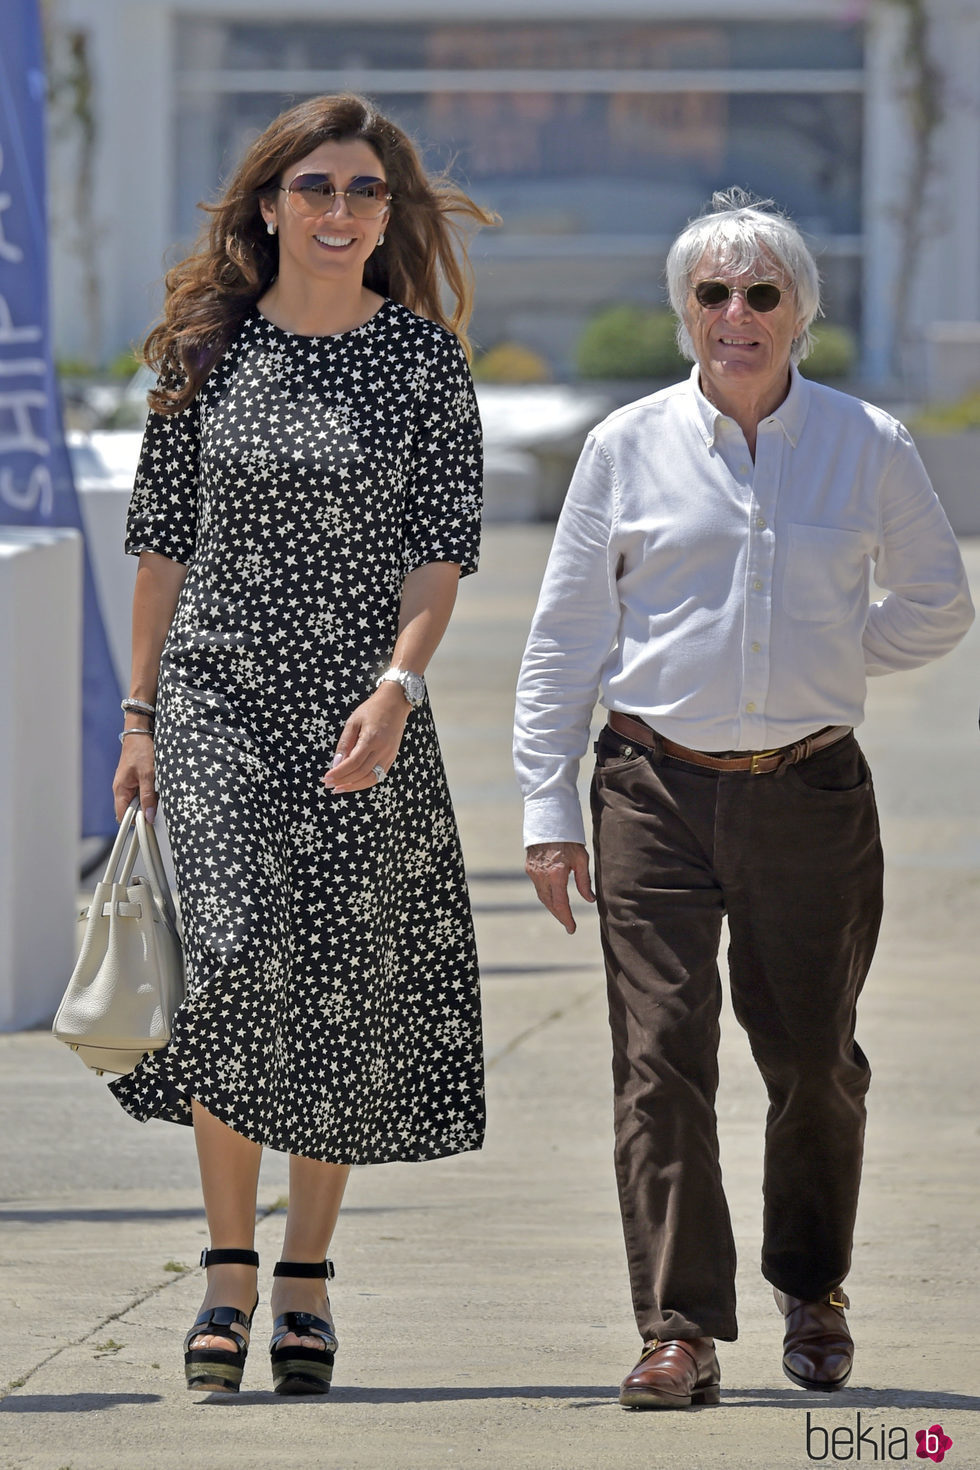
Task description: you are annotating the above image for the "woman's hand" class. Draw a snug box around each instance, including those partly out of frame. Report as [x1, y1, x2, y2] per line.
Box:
[112, 734, 159, 823]
[323, 683, 411, 794]
[111, 551, 185, 823]
[323, 561, 459, 795]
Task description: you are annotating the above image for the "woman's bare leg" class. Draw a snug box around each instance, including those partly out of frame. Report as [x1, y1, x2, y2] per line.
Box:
[271, 1156, 350, 1349]
[189, 1099, 263, 1351]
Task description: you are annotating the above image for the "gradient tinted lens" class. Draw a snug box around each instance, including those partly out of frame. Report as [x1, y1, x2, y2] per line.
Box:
[344, 181, 390, 217]
[694, 280, 783, 312]
[287, 175, 335, 215]
[286, 174, 389, 219]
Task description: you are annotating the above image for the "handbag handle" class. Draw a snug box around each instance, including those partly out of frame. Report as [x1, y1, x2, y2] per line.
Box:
[99, 799, 141, 887]
[99, 799, 179, 933]
[135, 805, 179, 932]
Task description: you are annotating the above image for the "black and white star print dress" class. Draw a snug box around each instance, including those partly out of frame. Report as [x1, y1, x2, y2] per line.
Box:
[110, 301, 485, 1165]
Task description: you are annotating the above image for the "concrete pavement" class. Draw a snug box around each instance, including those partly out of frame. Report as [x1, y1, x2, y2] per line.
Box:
[1, 526, 978, 1470]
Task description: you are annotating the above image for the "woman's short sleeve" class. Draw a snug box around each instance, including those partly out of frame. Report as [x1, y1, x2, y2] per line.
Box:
[403, 329, 483, 579]
[125, 385, 201, 564]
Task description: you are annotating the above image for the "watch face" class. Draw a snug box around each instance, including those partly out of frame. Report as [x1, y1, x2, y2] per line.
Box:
[403, 672, 426, 706]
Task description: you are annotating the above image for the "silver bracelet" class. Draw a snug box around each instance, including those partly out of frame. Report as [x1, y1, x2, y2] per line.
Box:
[119, 728, 154, 743]
[121, 697, 156, 716]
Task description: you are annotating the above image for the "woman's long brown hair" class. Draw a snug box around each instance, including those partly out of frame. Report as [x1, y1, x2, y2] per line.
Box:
[144, 94, 497, 413]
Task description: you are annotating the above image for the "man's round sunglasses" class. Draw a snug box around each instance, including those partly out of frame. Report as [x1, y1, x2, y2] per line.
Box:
[280, 173, 392, 220]
[693, 279, 784, 313]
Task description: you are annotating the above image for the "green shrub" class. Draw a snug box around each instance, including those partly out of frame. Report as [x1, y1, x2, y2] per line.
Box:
[576, 306, 686, 380]
[57, 350, 143, 381]
[910, 390, 980, 433]
[107, 348, 143, 380]
[56, 356, 95, 378]
[803, 323, 857, 381]
[472, 341, 551, 384]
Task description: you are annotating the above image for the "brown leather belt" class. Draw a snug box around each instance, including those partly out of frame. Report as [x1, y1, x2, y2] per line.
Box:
[607, 711, 852, 775]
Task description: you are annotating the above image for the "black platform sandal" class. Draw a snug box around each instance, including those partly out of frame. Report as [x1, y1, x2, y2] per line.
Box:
[183, 1248, 260, 1393]
[269, 1259, 338, 1396]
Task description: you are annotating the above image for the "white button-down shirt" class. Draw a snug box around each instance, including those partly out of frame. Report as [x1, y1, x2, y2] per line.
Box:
[514, 365, 974, 846]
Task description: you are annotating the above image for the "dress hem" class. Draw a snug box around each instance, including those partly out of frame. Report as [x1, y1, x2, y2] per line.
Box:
[109, 1074, 485, 1167]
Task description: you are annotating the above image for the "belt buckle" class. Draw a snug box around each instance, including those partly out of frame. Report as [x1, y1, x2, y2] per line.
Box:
[750, 748, 781, 775]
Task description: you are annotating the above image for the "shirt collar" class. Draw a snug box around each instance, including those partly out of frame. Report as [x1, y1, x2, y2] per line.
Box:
[687, 361, 810, 448]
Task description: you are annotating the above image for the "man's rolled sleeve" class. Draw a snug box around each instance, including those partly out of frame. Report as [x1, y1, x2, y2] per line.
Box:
[864, 426, 974, 675]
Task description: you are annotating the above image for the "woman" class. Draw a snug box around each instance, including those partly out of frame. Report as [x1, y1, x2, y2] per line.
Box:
[110, 93, 493, 1396]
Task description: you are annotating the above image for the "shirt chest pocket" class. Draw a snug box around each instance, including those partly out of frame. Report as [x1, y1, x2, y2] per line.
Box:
[782, 524, 869, 623]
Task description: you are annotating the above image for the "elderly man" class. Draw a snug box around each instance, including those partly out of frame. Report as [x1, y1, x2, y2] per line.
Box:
[514, 190, 974, 1409]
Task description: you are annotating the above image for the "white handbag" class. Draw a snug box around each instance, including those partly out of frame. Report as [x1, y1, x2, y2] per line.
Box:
[54, 799, 184, 1076]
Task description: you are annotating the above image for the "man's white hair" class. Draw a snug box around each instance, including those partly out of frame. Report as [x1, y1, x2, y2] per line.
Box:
[666, 188, 822, 364]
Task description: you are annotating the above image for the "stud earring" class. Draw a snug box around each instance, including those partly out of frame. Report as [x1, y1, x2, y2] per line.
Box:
[267, 221, 276, 236]
[377, 233, 385, 247]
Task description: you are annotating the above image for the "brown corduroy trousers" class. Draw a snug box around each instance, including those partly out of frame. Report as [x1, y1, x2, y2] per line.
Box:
[590, 724, 884, 1344]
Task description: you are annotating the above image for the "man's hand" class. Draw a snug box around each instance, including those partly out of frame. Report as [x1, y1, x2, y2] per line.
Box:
[525, 842, 596, 934]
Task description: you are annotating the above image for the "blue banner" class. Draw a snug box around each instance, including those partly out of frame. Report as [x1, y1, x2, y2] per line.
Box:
[0, 0, 119, 835]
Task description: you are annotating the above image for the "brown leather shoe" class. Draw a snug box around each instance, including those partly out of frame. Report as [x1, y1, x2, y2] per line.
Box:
[619, 1336, 720, 1409]
[774, 1287, 853, 1392]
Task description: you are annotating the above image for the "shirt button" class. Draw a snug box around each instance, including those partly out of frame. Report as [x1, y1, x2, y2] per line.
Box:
[756, 516, 767, 529]
[740, 464, 750, 475]
[753, 578, 764, 591]
[751, 641, 761, 653]
[745, 701, 756, 713]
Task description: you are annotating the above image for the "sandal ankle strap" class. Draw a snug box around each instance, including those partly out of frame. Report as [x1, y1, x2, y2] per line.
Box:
[200, 1248, 260, 1268]
[273, 1258, 335, 1280]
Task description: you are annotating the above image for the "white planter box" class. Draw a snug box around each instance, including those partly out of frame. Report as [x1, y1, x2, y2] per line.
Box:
[0, 528, 82, 1030]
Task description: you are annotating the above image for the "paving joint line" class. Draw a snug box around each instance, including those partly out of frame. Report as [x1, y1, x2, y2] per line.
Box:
[0, 1195, 287, 1400]
[486, 982, 601, 1071]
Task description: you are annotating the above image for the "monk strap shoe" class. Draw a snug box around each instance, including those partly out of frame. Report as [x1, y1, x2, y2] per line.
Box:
[619, 1335, 720, 1410]
[775, 1287, 853, 1392]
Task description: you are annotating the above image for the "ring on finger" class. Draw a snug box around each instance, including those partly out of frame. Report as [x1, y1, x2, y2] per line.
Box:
[372, 763, 387, 782]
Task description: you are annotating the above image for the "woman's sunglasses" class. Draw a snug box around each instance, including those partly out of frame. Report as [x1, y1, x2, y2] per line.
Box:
[693, 279, 784, 313]
[280, 173, 392, 220]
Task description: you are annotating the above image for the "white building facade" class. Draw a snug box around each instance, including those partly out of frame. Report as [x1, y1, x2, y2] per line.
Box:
[47, 0, 980, 391]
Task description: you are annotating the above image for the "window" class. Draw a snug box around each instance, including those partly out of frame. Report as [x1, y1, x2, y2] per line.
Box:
[176, 18, 864, 372]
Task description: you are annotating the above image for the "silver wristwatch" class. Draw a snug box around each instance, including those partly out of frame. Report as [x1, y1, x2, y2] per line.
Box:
[376, 667, 427, 708]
